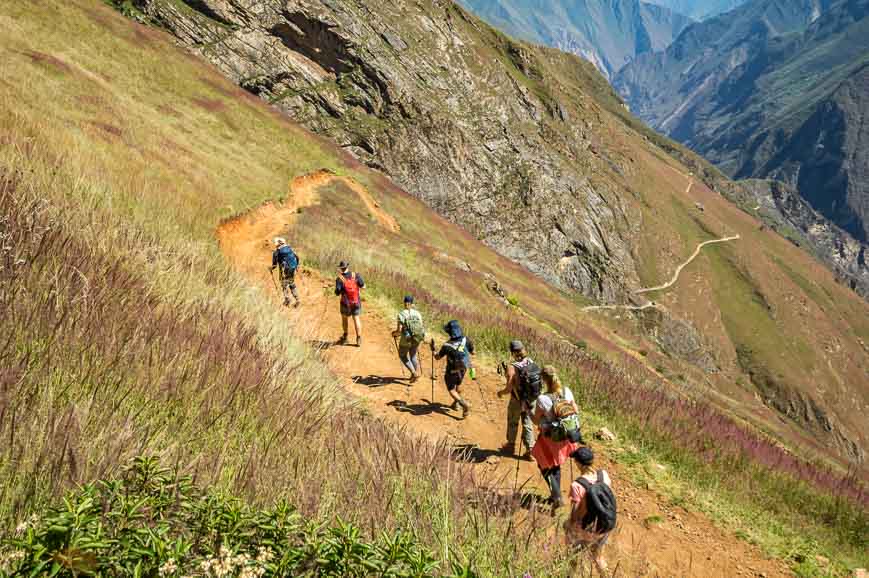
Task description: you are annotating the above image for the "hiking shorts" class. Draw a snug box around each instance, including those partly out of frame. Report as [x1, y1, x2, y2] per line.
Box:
[340, 301, 362, 317]
[444, 369, 466, 391]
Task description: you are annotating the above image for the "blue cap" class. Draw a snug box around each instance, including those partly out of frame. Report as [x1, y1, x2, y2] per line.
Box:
[404, 295, 414, 303]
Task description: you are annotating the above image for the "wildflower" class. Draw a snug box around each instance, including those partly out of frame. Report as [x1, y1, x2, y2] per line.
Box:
[239, 566, 266, 578]
[256, 547, 274, 563]
[158, 558, 178, 577]
[0, 550, 25, 571]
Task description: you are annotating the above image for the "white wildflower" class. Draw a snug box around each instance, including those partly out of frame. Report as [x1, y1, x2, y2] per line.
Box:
[158, 558, 178, 577]
[239, 566, 266, 578]
[256, 547, 274, 563]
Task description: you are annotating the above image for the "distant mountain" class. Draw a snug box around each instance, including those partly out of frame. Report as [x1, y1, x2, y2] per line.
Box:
[616, 0, 869, 248]
[644, 0, 748, 19]
[457, 0, 693, 78]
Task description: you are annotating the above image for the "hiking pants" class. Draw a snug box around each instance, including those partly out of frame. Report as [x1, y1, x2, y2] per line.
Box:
[506, 396, 535, 452]
[399, 341, 421, 375]
[541, 466, 562, 505]
[280, 269, 298, 301]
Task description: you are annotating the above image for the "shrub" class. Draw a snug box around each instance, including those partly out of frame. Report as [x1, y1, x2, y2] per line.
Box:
[0, 457, 476, 577]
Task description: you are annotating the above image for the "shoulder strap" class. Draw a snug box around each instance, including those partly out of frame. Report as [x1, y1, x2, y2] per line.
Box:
[596, 470, 604, 484]
[575, 477, 592, 492]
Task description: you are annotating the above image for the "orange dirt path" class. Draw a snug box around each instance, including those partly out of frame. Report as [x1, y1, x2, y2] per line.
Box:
[215, 171, 790, 578]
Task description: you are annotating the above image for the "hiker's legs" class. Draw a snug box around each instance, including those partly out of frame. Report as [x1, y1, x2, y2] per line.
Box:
[542, 466, 562, 505]
[409, 342, 421, 375]
[447, 377, 469, 416]
[505, 396, 522, 447]
[398, 343, 416, 375]
[520, 409, 536, 453]
[352, 313, 362, 338]
[341, 314, 349, 339]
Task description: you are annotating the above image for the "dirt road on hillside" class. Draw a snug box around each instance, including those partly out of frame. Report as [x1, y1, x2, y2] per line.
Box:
[216, 172, 789, 578]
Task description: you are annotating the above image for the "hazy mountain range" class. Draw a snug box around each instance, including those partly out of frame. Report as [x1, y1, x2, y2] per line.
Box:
[644, 0, 748, 19]
[456, 0, 693, 78]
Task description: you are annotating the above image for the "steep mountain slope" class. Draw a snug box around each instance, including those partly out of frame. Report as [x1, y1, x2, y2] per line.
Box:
[120, 0, 869, 470]
[644, 0, 748, 20]
[457, 0, 693, 79]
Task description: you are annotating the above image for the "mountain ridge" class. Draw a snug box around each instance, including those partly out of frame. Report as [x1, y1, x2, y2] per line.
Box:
[457, 0, 693, 79]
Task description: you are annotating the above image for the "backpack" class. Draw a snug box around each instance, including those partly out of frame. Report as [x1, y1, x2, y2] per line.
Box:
[342, 273, 360, 306]
[276, 246, 298, 273]
[403, 310, 425, 343]
[516, 360, 542, 403]
[443, 338, 471, 372]
[547, 393, 582, 443]
[575, 471, 617, 533]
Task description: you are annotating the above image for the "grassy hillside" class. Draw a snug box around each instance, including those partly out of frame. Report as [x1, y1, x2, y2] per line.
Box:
[0, 0, 867, 575]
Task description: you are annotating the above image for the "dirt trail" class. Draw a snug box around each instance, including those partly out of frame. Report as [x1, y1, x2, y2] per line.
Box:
[216, 172, 788, 577]
[634, 235, 740, 295]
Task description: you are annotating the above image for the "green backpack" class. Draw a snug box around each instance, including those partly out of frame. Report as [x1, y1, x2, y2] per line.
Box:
[548, 393, 582, 443]
[404, 310, 426, 343]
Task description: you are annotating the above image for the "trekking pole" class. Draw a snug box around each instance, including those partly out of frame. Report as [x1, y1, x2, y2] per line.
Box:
[429, 339, 436, 405]
[268, 267, 280, 296]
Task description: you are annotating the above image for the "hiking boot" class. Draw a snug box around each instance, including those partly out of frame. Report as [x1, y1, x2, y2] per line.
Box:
[498, 443, 516, 456]
[283, 297, 291, 307]
[338, 334, 348, 345]
[521, 450, 533, 461]
[460, 400, 470, 419]
[450, 400, 459, 411]
[356, 336, 362, 347]
[409, 372, 419, 384]
[293, 300, 301, 308]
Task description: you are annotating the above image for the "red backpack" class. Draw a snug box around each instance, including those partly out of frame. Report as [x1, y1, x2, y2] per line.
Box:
[342, 272, 360, 305]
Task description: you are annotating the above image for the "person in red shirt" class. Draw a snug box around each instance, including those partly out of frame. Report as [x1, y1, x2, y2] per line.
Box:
[335, 261, 365, 346]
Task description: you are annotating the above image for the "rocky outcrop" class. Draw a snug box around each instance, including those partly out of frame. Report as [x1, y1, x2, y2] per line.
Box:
[741, 179, 869, 298]
[128, 0, 643, 303]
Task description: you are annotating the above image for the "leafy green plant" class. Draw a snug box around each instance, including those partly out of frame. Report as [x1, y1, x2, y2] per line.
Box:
[1, 457, 476, 577]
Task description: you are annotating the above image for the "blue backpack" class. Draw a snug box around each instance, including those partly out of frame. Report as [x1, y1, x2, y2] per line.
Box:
[444, 337, 471, 372]
[276, 246, 299, 273]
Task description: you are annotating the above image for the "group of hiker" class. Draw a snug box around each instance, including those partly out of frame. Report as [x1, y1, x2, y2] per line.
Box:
[270, 238, 615, 571]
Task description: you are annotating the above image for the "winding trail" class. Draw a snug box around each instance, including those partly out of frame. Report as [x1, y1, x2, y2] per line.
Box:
[634, 235, 740, 295]
[215, 170, 786, 578]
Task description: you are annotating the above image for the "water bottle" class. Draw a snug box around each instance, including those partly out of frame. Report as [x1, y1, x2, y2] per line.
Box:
[469, 366, 476, 380]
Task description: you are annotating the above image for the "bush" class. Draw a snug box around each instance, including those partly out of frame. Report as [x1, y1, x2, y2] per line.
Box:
[0, 457, 476, 577]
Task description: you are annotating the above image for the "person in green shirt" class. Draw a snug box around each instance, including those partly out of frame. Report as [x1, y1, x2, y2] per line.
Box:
[392, 295, 424, 382]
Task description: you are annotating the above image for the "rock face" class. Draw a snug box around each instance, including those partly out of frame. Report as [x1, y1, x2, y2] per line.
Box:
[456, 0, 693, 79]
[615, 0, 869, 293]
[741, 179, 869, 298]
[131, 0, 641, 303]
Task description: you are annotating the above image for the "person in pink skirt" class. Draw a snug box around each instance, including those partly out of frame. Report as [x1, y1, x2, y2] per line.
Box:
[530, 365, 583, 513]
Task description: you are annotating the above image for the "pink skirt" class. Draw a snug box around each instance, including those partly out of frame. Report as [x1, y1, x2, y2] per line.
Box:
[531, 432, 579, 470]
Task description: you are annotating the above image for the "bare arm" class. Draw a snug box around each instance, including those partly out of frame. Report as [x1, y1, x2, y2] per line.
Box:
[497, 365, 517, 397]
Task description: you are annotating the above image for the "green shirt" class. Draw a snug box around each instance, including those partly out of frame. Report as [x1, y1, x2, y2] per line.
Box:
[397, 308, 423, 347]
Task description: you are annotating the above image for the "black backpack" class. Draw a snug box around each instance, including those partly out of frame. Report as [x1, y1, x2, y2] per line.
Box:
[443, 338, 471, 372]
[516, 360, 542, 403]
[575, 471, 617, 533]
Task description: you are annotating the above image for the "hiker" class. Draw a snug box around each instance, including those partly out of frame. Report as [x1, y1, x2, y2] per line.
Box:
[496, 340, 542, 459]
[392, 295, 424, 382]
[530, 365, 583, 512]
[270, 238, 300, 307]
[565, 447, 616, 573]
[432, 320, 474, 419]
[335, 261, 364, 346]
